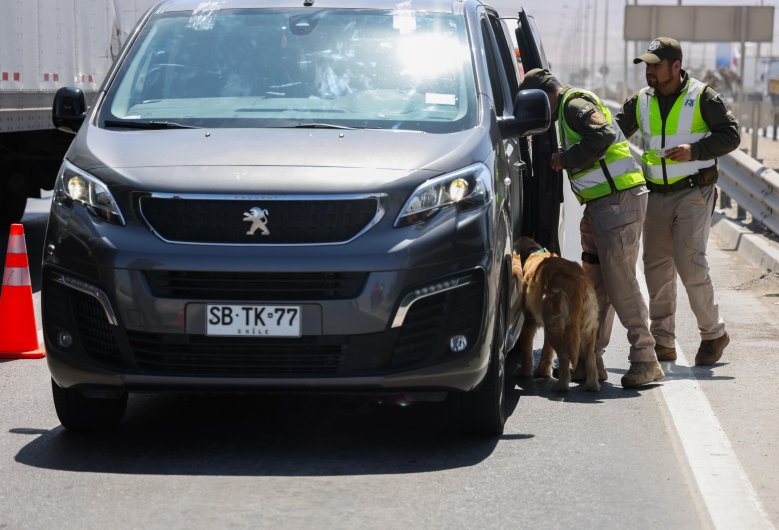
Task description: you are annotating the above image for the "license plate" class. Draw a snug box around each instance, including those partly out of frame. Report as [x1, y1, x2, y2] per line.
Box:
[206, 304, 301, 337]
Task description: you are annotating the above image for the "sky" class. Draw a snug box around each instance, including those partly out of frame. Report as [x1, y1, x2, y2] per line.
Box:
[487, 0, 779, 95]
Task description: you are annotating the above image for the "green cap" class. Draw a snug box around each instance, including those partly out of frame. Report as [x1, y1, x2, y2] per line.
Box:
[633, 37, 682, 65]
[519, 68, 557, 92]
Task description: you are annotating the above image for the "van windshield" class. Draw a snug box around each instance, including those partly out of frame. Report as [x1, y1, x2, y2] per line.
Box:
[101, 7, 477, 133]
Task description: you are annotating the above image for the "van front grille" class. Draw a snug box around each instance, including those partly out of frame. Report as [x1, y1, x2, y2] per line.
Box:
[139, 196, 381, 244]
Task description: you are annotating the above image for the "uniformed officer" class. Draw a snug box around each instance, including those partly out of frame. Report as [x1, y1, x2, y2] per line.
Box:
[519, 68, 662, 388]
[616, 37, 740, 366]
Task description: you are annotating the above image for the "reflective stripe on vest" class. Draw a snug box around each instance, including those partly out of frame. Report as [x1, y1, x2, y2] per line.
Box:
[558, 88, 644, 204]
[637, 77, 715, 185]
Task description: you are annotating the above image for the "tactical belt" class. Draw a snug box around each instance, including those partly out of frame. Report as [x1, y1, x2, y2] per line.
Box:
[646, 176, 699, 193]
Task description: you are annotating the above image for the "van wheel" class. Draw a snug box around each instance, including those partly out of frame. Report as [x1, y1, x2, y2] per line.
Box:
[51, 379, 127, 431]
[449, 293, 507, 437]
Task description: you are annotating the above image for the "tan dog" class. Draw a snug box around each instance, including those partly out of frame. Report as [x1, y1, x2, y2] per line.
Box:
[513, 236, 600, 391]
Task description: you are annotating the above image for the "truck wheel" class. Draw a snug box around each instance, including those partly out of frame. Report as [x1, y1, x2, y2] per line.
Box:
[449, 292, 507, 437]
[0, 180, 27, 226]
[51, 379, 127, 431]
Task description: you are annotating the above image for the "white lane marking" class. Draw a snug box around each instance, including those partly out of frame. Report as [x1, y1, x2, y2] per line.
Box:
[636, 271, 774, 529]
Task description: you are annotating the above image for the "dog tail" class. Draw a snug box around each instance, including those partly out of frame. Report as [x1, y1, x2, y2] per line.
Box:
[542, 286, 570, 335]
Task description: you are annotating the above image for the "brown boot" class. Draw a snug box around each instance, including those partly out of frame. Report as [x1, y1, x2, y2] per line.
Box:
[571, 356, 607, 382]
[621, 361, 664, 388]
[655, 344, 677, 362]
[695, 332, 730, 366]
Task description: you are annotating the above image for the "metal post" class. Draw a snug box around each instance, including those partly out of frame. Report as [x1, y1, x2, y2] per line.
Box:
[583, 1, 589, 84]
[719, 189, 732, 209]
[632, 0, 639, 91]
[602, 0, 609, 97]
[752, 102, 760, 159]
[738, 8, 748, 130]
[591, 0, 598, 90]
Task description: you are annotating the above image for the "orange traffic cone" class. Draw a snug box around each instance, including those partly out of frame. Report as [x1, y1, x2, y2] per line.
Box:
[0, 224, 45, 359]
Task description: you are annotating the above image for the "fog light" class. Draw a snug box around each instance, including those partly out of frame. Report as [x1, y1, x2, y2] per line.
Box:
[57, 331, 73, 348]
[449, 334, 468, 353]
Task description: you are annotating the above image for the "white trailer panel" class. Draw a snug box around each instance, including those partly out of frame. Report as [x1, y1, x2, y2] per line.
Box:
[0, 0, 156, 132]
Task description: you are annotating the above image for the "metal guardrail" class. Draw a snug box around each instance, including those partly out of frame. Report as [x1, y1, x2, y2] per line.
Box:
[717, 150, 779, 235]
[604, 100, 779, 236]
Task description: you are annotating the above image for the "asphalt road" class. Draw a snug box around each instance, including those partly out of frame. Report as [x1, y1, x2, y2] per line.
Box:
[1, 189, 778, 529]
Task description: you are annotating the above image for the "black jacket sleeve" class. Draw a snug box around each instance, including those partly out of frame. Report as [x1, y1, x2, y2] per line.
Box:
[692, 87, 741, 161]
[615, 92, 640, 140]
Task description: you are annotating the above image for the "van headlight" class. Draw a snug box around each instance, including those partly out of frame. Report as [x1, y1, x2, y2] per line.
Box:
[395, 163, 491, 227]
[53, 160, 125, 225]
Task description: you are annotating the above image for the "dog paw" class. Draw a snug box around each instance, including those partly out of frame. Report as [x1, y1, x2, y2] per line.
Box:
[551, 380, 570, 392]
[533, 367, 552, 379]
[582, 381, 600, 392]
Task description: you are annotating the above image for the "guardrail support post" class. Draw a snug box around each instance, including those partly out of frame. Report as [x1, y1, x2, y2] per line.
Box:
[737, 204, 747, 220]
[719, 188, 732, 209]
[751, 103, 761, 160]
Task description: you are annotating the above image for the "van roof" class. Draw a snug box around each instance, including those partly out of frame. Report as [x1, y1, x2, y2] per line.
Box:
[152, 0, 475, 15]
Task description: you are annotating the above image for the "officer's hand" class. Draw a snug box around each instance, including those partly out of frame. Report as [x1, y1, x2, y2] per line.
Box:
[665, 144, 692, 162]
[550, 152, 564, 171]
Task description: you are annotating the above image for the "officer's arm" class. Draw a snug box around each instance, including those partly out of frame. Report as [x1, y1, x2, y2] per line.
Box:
[615, 93, 640, 139]
[691, 87, 741, 161]
[559, 96, 616, 170]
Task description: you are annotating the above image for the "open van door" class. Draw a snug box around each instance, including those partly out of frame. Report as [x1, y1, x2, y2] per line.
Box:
[512, 9, 564, 254]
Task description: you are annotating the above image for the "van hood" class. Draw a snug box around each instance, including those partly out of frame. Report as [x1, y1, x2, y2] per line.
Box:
[75, 125, 489, 173]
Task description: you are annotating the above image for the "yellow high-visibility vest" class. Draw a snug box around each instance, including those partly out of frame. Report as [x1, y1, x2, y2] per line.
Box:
[558, 88, 644, 204]
[636, 77, 714, 186]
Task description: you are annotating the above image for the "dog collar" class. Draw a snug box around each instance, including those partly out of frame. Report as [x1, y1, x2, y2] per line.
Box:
[529, 247, 548, 255]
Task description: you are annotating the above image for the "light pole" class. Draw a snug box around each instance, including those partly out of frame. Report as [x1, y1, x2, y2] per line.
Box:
[591, 0, 598, 89]
[602, 0, 609, 96]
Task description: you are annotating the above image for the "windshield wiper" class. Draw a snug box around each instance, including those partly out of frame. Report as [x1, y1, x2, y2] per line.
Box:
[103, 120, 199, 130]
[293, 122, 357, 130]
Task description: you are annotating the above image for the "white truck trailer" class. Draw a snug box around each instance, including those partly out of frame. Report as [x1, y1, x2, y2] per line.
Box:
[0, 0, 156, 225]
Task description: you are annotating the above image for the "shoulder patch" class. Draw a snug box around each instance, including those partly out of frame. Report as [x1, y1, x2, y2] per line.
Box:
[577, 104, 593, 119]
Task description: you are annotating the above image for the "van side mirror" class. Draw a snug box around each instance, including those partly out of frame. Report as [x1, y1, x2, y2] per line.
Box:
[52, 87, 87, 134]
[498, 89, 550, 138]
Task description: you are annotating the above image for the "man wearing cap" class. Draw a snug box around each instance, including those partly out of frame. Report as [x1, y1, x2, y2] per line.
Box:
[616, 37, 740, 366]
[518, 68, 662, 389]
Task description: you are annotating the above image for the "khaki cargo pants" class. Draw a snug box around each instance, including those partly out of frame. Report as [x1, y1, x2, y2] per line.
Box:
[580, 186, 656, 362]
[642, 184, 726, 348]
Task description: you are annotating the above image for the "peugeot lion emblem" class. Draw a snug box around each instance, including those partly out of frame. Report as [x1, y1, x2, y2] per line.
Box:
[243, 207, 270, 236]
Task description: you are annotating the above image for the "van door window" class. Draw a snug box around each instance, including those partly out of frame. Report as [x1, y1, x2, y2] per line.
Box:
[480, 19, 508, 116]
[487, 15, 519, 105]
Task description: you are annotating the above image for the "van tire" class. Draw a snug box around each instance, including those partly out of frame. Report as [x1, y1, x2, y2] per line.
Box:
[51, 379, 127, 431]
[449, 292, 507, 437]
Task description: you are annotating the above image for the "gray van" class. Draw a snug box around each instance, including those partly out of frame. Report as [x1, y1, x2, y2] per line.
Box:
[45, 0, 562, 436]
